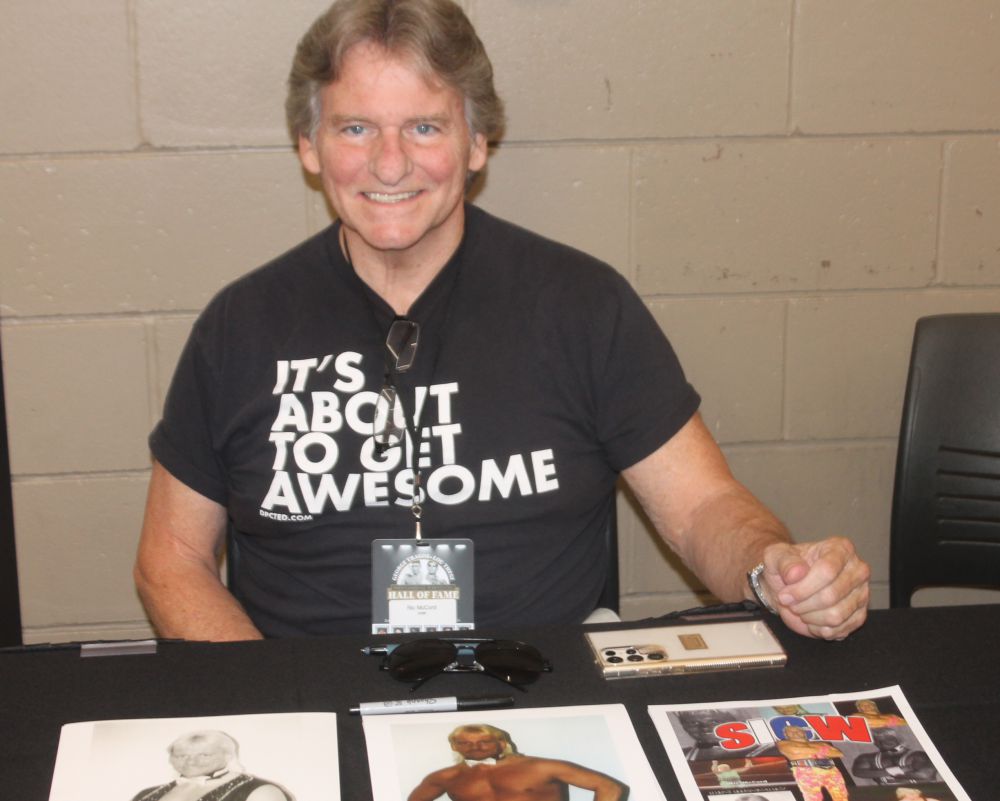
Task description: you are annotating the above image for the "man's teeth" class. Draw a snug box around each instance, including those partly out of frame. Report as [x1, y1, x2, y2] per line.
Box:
[364, 191, 419, 203]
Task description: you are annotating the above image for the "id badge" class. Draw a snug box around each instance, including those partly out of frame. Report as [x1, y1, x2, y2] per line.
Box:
[371, 538, 475, 634]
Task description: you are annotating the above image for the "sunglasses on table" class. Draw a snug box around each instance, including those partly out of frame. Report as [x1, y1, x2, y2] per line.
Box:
[364, 638, 553, 691]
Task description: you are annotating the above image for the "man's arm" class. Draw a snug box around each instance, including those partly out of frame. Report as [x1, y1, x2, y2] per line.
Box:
[546, 760, 625, 800]
[245, 785, 290, 801]
[406, 769, 449, 801]
[134, 460, 263, 641]
[622, 413, 869, 640]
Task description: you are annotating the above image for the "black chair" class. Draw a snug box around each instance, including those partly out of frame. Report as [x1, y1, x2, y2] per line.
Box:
[0, 339, 23, 647]
[594, 494, 620, 614]
[889, 313, 1000, 608]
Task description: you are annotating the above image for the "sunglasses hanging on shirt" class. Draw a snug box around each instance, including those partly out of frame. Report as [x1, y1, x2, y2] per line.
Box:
[373, 318, 420, 457]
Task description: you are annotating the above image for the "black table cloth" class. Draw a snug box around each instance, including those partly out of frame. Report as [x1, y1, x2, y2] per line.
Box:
[2, 604, 994, 799]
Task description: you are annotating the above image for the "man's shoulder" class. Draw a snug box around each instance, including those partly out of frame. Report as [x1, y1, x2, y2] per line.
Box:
[217, 225, 337, 302]
[422, 763, 467, 781]
[465, 204, 629, 295]
[467, 204, 610, 267]
[191, 224, 340, 333]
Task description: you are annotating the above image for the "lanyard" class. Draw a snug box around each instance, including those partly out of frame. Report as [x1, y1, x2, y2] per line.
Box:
[341, 226, 464, 539]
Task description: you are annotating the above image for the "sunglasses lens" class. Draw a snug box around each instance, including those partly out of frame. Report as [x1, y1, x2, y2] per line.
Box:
[373, 386, 403, 447]
[474, 640, 549, 685]
[384, 639, 456, 682]
[387, 319, 419, 372]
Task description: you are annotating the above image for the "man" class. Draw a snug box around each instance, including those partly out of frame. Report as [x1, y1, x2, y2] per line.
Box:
[407, 724, 626, 801]
[676, 709, 778, 761]
[135, 0, 870, 640]
[131, 730, 292, 801]
[851, 727, 938, 785]
[776, 725, 850, 801]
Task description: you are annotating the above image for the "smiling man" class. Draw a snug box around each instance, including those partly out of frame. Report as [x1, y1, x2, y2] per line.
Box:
[135, 0, 870, 641]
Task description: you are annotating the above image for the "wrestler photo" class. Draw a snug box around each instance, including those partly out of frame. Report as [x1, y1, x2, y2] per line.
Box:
[672, 707, 782, 761]
[833, 696, 909, 730]
[776, 724, 853, 801]
[363, 706, 665, 801]
[130, 730, 293, 801]
[692, 756, 794, 790]
[406, 723, 626, 801]
[73, 713, 337, 801]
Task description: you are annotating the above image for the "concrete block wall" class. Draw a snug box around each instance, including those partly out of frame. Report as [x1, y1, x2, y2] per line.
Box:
[2, 0, 998, 642]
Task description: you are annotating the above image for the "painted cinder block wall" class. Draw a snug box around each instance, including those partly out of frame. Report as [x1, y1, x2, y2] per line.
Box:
[2, 0, 999, 643]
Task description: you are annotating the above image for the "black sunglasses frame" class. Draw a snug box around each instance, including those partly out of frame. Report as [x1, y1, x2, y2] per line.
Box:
[377, 638, 553, 691]
[373, 318, 420, 455]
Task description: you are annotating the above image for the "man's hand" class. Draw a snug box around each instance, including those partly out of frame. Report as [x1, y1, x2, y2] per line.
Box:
[623, 413, 872, 642]
[759, 536, 870, 640]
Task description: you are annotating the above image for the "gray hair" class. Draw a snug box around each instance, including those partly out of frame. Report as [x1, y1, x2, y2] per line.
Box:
[286, 0, 504, 143]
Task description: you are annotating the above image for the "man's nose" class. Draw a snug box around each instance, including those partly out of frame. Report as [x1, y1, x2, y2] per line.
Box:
[370, 132, 412, 185]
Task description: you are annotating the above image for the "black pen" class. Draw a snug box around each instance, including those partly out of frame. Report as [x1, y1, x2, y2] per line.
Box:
[349, 694, 514, 716]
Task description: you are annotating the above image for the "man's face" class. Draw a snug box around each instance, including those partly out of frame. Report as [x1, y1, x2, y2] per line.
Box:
[783, 726, 808, 742]
[169, 739, 228, 778]
[298, 41, 487, 267]
[873, 728, 901, 749]
[678, 710, 731, 744]
[451, 732, 503, 761]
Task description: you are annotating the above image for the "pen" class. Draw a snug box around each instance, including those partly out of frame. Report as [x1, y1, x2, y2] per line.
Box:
[349, 694, 514, 716]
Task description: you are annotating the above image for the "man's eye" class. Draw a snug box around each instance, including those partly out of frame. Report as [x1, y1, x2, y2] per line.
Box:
[414, 123, 438, 135]
[343, 124, 366, 135]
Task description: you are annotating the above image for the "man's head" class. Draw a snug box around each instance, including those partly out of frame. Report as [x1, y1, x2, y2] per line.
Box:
[872, 727, 903, 750]
[676, 709, 733, 745]
[167, 731, 240, 778]
[287, 0, 504, 144]
[448, 724, 516, 761]
[782, 725, 810, 742]
[855, 699, 881, 715]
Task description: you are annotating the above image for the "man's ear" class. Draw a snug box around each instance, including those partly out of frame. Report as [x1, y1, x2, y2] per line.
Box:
[467, 132, 488, 173]
[298, 135, 321, 175]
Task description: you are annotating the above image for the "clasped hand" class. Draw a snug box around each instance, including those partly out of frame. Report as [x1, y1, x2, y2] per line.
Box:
[759, 537, 870, 640]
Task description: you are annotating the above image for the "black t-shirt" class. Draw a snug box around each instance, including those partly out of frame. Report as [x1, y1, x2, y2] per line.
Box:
[151, 205, 700, 635]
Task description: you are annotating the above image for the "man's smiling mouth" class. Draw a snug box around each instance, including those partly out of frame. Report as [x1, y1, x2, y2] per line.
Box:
[364, 191, 420, 203]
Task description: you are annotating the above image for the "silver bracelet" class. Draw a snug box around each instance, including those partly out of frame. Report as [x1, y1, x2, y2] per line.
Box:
[747, 562, 778, 614]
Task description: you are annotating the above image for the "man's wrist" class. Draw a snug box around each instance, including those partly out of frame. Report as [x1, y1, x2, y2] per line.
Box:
[747, 562, 778, 615]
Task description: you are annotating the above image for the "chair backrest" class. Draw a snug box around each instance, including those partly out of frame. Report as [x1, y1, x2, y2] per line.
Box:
[889, 313, 1000, 607]
[0, 340, 23, 647]
[594, 494, 620, 614]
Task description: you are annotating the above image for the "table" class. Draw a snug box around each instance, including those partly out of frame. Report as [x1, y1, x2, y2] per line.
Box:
[2, 605, 995, 799]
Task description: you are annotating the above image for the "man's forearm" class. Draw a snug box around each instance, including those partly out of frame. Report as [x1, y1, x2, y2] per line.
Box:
[622, 415, 791, 604]
[677, 483, 792, 604]
[593, 779, 626, 801]
[135, 557, 263, 642]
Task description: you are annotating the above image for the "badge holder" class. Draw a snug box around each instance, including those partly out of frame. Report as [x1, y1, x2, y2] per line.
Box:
[368, 315, 474, 633]
[371, 537, 474, 634]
